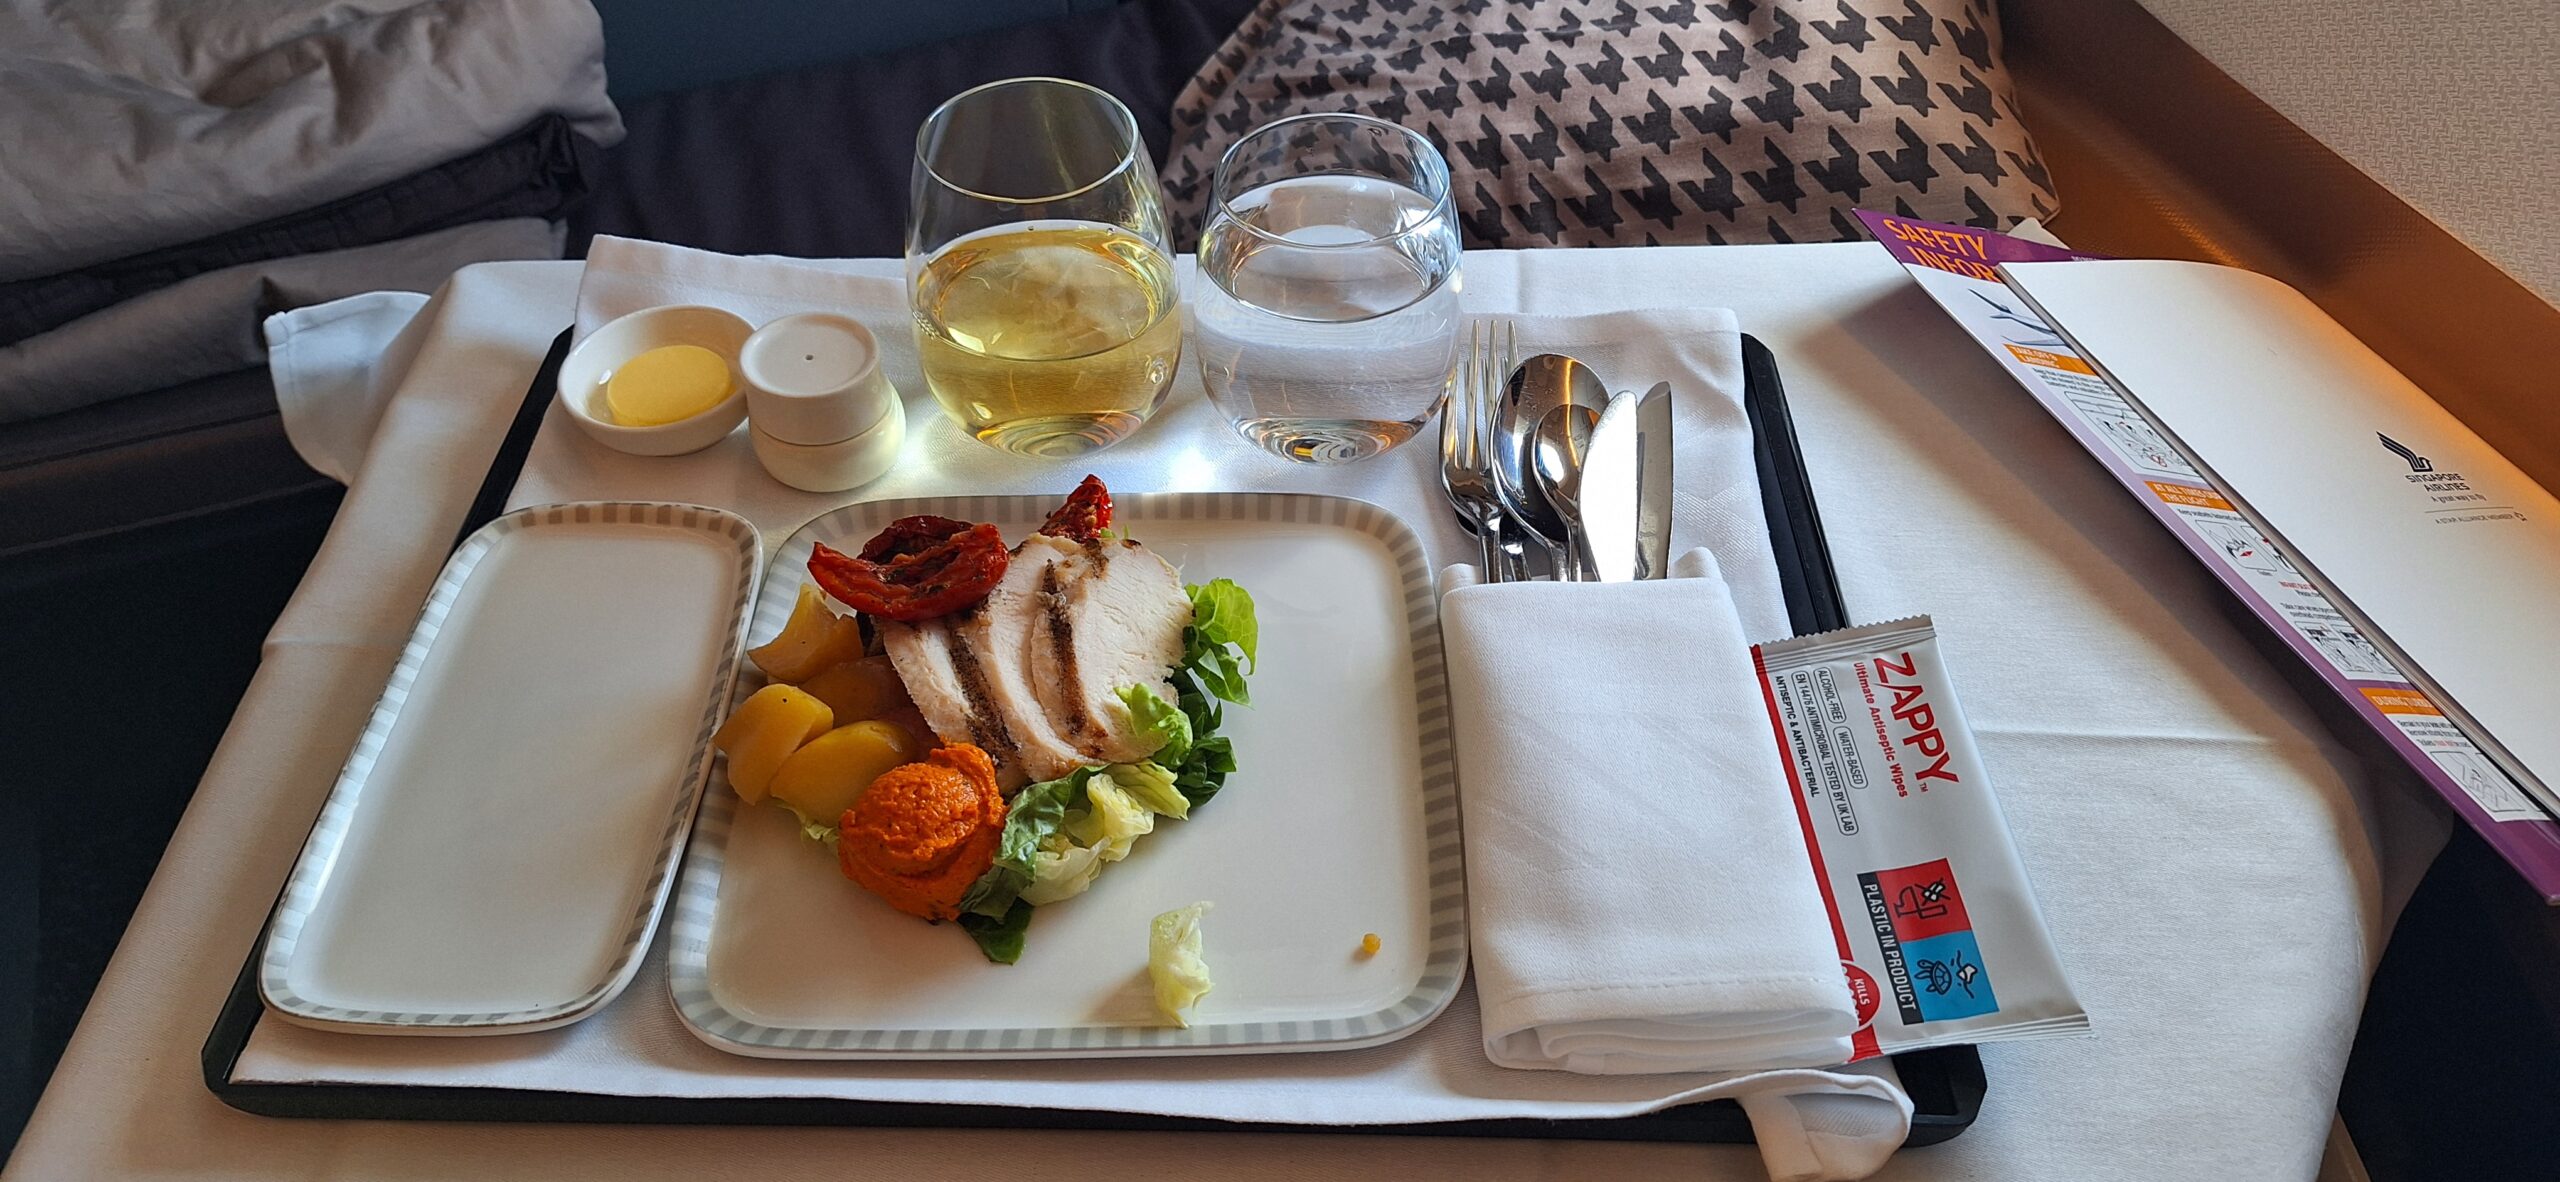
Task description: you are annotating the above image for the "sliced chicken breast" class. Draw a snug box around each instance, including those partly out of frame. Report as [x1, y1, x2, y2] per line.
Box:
[879, 531, 1196, 791]
[947, 535, 1099, 787]
[1025, 537, 1191, 767]
[878, 615, 1023, 783]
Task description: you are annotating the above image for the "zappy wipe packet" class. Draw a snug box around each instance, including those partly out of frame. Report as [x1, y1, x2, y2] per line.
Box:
[1751, 616, 2089, 1059]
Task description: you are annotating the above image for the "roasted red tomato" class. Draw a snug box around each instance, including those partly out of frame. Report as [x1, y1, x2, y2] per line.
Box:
[809, 515, 1009, 621]
[1038, 475, 1113, 543]
[858, 515, 972, 562]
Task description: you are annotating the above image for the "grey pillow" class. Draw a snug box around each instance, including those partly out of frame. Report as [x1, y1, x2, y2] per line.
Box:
[0, 0, 620, 282]
[1164, 0, 2060, 248]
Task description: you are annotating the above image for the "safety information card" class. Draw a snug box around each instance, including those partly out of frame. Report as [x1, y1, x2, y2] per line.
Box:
[1855, 210, 2560, 899]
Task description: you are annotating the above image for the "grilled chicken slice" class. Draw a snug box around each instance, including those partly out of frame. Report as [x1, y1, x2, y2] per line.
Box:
[877, 616, 1021, 784]
[881, 537, 1083, 791]
[1024, 537, 1190, 767]
[946, 535, 1099, 787]
[880, 533, 1193, 790]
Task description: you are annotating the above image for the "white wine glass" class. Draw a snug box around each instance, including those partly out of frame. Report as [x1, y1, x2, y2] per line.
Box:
[908, 77, 1182, 456]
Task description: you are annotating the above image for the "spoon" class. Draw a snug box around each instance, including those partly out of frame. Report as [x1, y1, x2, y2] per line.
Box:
[1499, 353, 1610, 576]
[1532, 403, 1601, 581]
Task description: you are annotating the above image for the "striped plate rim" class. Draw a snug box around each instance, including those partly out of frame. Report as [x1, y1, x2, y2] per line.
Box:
[259, 502, 760, 1033]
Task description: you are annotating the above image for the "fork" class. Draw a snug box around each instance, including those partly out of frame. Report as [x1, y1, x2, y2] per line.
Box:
[1440, 320, 1527, 582]
[1486, 319, 1531, 580]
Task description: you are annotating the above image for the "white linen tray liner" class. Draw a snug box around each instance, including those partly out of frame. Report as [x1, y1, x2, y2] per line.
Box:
[237, 283, 1907, 1128]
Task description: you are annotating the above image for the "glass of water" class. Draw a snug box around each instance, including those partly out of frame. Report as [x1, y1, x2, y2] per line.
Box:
[1195, 113, 1462, 464]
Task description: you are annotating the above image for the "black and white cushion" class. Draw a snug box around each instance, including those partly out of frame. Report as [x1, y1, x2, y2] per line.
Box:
[1164, 0, 2060, 248]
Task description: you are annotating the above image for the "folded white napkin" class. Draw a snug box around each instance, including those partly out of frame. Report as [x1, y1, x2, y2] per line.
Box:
[268, 237, 894, 486]
[1443, 547, 1857, 1076]
[265, 290, 431, 482]
[576, 234, 888, 341]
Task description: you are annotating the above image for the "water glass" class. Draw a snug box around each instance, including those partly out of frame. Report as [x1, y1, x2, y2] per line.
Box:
[1195, 113, 1463, 464]
[908, 78, 1182, 456]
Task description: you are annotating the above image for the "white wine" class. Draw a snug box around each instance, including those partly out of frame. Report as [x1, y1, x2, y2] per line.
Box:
[912, 222, 1184, 455]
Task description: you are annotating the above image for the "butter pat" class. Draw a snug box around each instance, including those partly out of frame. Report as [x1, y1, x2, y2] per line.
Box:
[606, 344, 733, 426]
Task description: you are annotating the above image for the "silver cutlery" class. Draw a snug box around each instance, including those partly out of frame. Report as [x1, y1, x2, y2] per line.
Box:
[1477, 326, 1533, 581]
[1500, 352, 1608, 579]
[1530, 404, 1599, 578]
[1578, 391, 1643, 583]
[1634, 381, 1674, 580]
[1440, 321, 1527, 583]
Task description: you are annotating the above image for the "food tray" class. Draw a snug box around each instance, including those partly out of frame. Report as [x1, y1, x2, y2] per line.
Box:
[202, 328, 1984, 1146]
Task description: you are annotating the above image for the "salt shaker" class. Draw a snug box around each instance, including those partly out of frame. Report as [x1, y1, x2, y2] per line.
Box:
[737, 313, 906, 492]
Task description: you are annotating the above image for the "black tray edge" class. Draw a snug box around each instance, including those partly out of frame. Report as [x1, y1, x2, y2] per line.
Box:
[1741, 332, 1987, 1146]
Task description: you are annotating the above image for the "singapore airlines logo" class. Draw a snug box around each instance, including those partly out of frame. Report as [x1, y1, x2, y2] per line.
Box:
[2378, 433, 2433, 473]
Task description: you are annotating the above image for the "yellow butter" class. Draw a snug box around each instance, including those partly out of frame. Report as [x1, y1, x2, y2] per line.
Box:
[606, 344, 732, 426]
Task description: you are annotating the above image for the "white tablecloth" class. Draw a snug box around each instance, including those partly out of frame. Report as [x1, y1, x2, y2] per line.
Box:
[5, 246, 2448, 1181]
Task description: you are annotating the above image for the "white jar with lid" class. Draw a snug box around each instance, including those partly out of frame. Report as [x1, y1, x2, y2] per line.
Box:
[737, 312, 906, 492]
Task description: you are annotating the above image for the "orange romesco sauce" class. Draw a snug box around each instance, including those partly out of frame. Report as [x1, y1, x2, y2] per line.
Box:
[837, 744, 1005, 921]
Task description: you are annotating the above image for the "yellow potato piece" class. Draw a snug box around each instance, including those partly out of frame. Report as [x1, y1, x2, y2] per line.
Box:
[768, 720, 924, 826]
[711, 685, 833, 803]
[876, 705, 940, 750]
[796, 654, 913, 724]
[749, 583, 867, 683]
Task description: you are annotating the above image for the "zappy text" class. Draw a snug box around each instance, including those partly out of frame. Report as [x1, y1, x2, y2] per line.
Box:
[1874, 651, 1960, 794]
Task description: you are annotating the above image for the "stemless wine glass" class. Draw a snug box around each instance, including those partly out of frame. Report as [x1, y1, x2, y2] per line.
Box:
[1195, 113, 1463, 464]
[907, 77, 1183, 456]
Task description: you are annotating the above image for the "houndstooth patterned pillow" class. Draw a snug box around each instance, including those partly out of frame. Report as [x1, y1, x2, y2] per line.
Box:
[1163, 0, 2059, 248]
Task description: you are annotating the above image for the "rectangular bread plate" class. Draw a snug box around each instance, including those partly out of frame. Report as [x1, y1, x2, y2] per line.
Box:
[259, 502, 761, 1035]
[670, 491, 1465, 1059]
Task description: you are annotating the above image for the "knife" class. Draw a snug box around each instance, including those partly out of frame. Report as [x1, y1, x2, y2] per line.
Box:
[1582, 391, 1643, 582]
[1633, 381, 1674, 579]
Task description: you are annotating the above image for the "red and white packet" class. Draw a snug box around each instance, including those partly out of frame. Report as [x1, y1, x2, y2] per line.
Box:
[1751, 616, 2090, 1058]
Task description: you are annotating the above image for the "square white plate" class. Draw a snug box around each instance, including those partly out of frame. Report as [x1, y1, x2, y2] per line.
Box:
[668, 492, 1464, 1058]
[260, 502, 759, 1034]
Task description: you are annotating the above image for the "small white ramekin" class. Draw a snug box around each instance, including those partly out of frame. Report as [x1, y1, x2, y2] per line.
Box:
[557, 305, 755, 456]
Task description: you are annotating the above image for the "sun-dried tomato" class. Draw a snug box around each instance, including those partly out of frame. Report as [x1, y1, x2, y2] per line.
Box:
[1038, 475, 1113, 543]
[858, 515, 973, 563]
[809, 517, 1010, 621]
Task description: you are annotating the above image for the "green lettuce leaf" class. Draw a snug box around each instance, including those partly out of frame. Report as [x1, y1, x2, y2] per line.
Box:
[1172, 734, 1238, 809]
[1197, 650, 1250, 704]
[1068, 776, 1155, 860]
[1117, 684, 1192, 766]
[1109, 760, 1190, 820]
[959, 900, 1034, 964]
[1182, 580, 1258, 706]
[1021, 837, 1108, 906]
[1172, 667, 1221, 736]
[1117, 572, 1257, 812]
[958, 767, 1096, 919]
[1148, 901, 1214, 1026]
[1187, 579, 1258, 670]
[770, 801, 841, 850]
